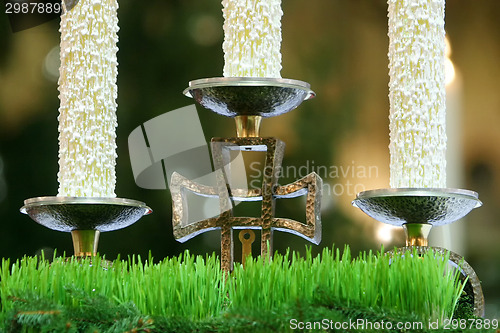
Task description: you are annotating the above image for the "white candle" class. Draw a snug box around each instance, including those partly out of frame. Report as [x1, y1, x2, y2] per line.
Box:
[222, 0, 283, 78]
[57, 0, 119, 197]
[388, 0, 447, 188]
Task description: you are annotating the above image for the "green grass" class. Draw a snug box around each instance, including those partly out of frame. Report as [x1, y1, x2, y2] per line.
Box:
[0, 246, 487, 332]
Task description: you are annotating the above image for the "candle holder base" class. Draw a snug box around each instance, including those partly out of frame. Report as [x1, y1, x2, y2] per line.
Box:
[21, 196, 152, 257]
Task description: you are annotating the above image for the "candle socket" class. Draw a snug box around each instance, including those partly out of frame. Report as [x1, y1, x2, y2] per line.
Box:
[183, 77, 314, 138]
[71, 230, 100, 257]
[403, 223, 432, 247]
[235, 115, 261, 137]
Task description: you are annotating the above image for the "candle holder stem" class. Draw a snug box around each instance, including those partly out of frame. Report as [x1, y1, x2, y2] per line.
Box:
[403, 223, 432, 247]
[235, 115, 261, 138]
[71, 230, 100, 257]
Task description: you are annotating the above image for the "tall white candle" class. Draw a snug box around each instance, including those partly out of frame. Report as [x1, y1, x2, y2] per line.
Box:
[57, 0, 119, 197]
[222, 0, 283, 78]
[388, 0, 447, 188]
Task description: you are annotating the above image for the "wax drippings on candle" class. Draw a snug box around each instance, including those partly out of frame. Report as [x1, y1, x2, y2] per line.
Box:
[57, 0, 118, 197]
[222, 0, 283, 78]
[388, 0, 446, 188]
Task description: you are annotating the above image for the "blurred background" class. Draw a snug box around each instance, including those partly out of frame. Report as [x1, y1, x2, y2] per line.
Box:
[0, 0, 499, 318]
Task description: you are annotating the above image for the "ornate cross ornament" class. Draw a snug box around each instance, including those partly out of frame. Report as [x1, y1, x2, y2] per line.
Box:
[171, 137, 322, 272]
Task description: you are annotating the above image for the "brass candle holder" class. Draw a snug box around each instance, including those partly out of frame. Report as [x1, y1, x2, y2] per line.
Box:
[353, 188, 484, 317]
[21, 196, 152, 257]
[171, 77, 322, 272]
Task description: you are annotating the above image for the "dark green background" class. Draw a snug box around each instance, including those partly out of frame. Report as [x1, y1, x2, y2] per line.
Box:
[0, 0, 499, 318]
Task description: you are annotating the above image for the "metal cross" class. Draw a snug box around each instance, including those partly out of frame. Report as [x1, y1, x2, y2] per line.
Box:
[171, 137, 322, 272]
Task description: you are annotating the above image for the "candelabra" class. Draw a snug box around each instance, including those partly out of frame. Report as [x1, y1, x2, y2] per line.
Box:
[171, 77, 322, 272]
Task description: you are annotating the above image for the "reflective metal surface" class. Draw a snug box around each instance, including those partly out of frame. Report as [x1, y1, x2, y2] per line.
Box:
[183, 77, 315, 118]
[352, 188, 481, 226]
[71, 230, 100, 257]
[235, 115, 262, 137]
[21, 196, 152, 232]
[403, 223, 432, 246]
